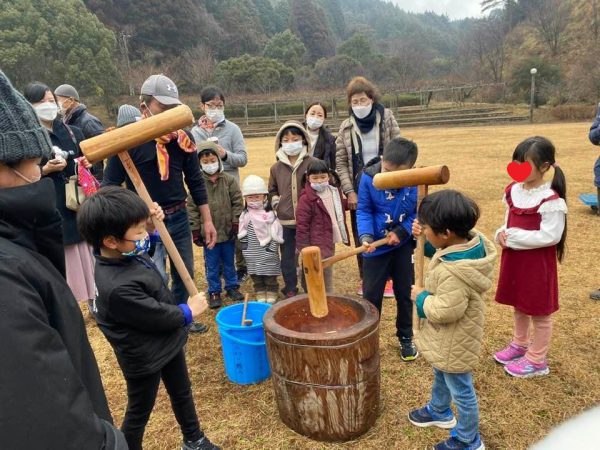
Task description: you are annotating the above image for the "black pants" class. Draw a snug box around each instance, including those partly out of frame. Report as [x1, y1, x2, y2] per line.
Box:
[349, 209, 364, 279]
[362, 243, 413, 340]
[251, 274, 279, 293]
[280, 226, 298, 294]
[122, 350, 202, 450]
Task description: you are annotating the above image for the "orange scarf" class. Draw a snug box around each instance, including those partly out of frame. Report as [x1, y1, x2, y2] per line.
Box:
[155, 130, 197, 180]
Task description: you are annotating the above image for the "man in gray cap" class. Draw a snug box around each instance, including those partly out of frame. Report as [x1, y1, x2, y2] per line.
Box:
[103, 74, 217, 334]
[0, 70, 127, 449]
[55, 83, 105, 139]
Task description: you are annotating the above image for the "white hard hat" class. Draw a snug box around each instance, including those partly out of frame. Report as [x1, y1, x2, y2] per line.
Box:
[242, 175, 268, 196]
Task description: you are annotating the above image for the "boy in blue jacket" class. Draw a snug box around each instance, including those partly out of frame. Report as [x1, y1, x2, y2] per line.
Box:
[357, 137, 418, 361]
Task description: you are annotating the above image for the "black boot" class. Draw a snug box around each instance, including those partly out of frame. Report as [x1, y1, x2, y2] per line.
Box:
[182, 436, 221, 450]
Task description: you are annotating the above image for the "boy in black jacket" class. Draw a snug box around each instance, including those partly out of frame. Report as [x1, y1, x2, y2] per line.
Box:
[78, 186, 220, 450]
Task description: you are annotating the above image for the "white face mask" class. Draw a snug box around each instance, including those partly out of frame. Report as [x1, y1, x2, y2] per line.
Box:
[310, 181, 329, 192]
[281, 141, 304, 156]
[247, 200, 264, 209]
[35, 102, 58, 122]
[306, 117, 323, 130]
[206, 108, 225, 124]
[201, 162, 220, 175]
[352, 104, 372, 119]
[12, 168, 41, 184]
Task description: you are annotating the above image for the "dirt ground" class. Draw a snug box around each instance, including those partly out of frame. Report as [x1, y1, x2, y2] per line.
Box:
[87, 121, 600, 450]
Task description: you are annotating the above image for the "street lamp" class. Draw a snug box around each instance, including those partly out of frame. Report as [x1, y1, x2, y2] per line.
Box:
[529, 68, 537, 123]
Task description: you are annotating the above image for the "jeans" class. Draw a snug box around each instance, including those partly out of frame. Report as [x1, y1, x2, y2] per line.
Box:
[204, 240, 238, 294]
[122, 350, 203, 450]
[280, 226, 298, 294]
[362, 243, 414, 340]
[429, 368, 479, 444]
[152, 209, 194, 304]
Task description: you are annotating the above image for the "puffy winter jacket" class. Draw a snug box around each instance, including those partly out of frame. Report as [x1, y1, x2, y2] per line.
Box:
[356, 160, 417, 257]
[295, 183, 349, 258]
[414, 232, 497, 373]
[335, 106, 401, 195]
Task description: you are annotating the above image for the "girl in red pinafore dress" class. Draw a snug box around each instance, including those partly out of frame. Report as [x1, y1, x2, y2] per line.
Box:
[494, 136, 568, 378]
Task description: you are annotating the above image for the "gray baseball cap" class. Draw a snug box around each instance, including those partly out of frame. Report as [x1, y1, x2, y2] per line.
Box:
[140, 74, 181, 106]
[54, 84, 80, 101]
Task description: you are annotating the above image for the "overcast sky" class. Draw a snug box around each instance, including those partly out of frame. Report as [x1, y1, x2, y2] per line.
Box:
[389, 0, 484, 20]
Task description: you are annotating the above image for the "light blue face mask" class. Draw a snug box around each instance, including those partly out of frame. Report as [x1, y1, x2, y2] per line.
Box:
[121, 234, 150, 257]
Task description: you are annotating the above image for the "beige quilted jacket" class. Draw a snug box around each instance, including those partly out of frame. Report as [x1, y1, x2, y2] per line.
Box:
[415, 232, 497, 373]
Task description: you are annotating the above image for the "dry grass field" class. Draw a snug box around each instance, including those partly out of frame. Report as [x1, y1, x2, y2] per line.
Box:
[87, 121, 600, 450]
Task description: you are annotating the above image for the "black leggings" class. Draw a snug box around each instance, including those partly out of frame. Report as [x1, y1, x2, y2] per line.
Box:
[122, 350, 202, 450]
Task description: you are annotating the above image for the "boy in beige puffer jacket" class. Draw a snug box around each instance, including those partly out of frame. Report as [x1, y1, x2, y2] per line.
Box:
[408, 190, 497, 450]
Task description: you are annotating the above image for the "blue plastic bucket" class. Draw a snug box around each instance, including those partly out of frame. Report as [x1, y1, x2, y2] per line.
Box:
[215, 302, 272, 385]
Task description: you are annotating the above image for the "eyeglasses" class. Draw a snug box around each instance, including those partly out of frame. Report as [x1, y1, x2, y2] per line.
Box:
[350, 97, 372, 107]
[204, 103, 224, 110]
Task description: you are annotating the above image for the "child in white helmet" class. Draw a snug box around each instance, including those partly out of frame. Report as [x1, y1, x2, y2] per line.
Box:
[238, 175, 284, 303]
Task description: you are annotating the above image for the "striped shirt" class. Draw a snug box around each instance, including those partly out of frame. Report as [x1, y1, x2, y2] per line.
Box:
[241, 222, 281, 276]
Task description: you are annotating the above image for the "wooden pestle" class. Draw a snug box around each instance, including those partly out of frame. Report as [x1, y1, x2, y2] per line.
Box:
[301, 247, 328, 318]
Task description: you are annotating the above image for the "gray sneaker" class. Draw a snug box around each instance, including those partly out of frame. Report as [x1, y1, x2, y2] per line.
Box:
[590, 289, 600, 301]
[182, 436, 221, 450]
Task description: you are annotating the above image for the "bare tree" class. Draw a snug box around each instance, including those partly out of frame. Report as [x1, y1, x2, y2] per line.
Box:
[525, 0, 570, 56]
[465, 16, 507, 82]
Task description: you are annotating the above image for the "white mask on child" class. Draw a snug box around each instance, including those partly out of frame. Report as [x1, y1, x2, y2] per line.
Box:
[311, 181, 329, 192]
[201, 162, 220, 175]
[247, 200, 264, 209]
[281, 141, 304, 156]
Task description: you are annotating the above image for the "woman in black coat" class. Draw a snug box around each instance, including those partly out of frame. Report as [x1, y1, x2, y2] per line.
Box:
[0, 70, 127, 450]
[24, 82, 97, 305]
[303, 102, 337, 170]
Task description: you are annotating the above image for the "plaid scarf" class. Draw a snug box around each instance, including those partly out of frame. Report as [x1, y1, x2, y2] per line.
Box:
[155, 130, 197, 180]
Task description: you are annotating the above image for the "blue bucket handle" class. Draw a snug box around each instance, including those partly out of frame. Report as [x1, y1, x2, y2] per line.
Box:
[220, 329, 266, 347]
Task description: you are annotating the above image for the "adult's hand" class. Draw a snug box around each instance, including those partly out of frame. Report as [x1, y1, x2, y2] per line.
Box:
[347, 192, 358, 210]
[203, 220, 217, 249]
[42, 158, 67, 175]
[216, 145, 227, 159]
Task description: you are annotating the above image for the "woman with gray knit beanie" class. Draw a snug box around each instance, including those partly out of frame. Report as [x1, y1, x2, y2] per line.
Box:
[0, 70, 126, 449]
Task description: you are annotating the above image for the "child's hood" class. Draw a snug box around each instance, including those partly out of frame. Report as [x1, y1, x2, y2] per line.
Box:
[197, 141, 224, 175]
[274, 120, 312, 153]
[430, 231, 498, 294]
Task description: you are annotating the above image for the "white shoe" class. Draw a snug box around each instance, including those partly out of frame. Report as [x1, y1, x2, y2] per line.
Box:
[256, 291, 267, 302]
[266, 292, 278, 304]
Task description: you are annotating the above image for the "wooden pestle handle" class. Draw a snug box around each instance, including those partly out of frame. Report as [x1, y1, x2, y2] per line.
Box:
[301, 246, 329, 318]
[412, 184, 429, 332]
[118, 151, 198, 298]
[321, 237, 389, 269]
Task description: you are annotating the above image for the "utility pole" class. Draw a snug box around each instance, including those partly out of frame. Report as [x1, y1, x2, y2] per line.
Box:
[529, 68, 537, 123]
[121, 32, 134, 96]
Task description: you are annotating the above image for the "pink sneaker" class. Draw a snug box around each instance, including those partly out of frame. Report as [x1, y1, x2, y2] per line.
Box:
[505, 356, 549, 378]
[383, 280, 394, 298]
[493, 342, 527, 364]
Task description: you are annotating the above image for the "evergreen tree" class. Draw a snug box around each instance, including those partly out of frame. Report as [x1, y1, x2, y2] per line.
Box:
[289, 0, 335, 62]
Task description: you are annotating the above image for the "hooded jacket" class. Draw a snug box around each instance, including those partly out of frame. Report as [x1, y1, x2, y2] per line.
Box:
[187, 146, 243, 243]
[268, 121, 319, 226]
[414, 232, 498, 373]
[0, 178, 124, 449]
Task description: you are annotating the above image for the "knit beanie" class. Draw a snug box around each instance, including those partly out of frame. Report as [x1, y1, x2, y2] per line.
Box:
[117, 104, 142, 128]
[0, 70, 53, 164]
[54, 84, 80, 101]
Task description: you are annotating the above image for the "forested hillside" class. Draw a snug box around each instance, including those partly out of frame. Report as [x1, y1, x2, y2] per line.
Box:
[1, 0, 598, 107]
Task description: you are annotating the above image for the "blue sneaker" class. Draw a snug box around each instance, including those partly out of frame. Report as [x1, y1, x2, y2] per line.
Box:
[434, 433, 485, 450]
[408, 405, 457, 429]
